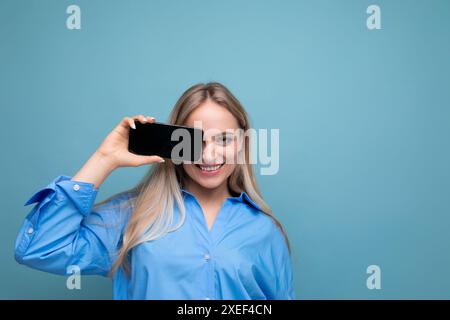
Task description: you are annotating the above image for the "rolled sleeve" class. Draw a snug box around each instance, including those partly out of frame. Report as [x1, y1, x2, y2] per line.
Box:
[24, 175, 98, 216]
[15, 175, 127, 276]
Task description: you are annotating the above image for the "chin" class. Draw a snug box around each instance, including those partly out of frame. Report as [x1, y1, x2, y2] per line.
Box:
[183, 164, 235, 190]
[195, 179, 224, 190]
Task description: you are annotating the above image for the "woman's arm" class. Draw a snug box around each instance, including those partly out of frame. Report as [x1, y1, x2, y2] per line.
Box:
[15, 115, 163, 276]
[14, 173, 130, 276]
[266, 223, 296, 300]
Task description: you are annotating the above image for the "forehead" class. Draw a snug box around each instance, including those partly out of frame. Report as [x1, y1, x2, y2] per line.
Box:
[183, 100, 239, 135]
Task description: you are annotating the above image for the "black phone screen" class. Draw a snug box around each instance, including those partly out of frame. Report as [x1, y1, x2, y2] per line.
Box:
[128, 122, 203, 162]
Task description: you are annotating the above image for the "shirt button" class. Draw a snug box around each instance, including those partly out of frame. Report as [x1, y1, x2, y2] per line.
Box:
[26, 227, 34, 234]
[203, 253, 210, 261]
[73, 184, 80, 191]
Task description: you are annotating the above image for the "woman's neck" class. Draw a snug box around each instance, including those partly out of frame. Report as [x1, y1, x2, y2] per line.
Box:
[184, 179, 232, 207]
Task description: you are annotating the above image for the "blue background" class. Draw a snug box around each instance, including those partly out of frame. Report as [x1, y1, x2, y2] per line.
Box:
[1, 0, 449, 299]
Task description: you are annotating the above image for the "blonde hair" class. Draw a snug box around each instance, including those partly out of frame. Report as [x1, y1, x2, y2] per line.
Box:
[94, 82, 291, 277]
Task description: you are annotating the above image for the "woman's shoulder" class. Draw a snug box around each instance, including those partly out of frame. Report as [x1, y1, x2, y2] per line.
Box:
[238, 202, 284, 240]
[254, 211, 285, 235]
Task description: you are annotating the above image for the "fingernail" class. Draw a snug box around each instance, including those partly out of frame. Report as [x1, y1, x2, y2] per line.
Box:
[131, 122, 136, 129]
[158, 158, 165, 163]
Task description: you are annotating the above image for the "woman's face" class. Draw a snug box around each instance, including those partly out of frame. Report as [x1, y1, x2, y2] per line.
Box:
[182, 100, 242, 191]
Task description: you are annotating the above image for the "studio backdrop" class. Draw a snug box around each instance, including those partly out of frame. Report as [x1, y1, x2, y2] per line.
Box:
[1, 0, 449, 299]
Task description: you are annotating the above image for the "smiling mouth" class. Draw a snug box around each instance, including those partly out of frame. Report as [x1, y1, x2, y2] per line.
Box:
[195, 163, 225, 172]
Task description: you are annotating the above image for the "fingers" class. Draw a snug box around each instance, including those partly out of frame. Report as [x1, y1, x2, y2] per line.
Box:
[127, 117, 136, 129]
[133, 115, 156, 123]
[135, 155, 165, 166]
[122, 115, 156, 130]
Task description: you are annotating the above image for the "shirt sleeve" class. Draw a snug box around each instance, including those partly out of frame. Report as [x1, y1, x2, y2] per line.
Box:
[267, 224, 296, 300]
[14, 175, 132, 277]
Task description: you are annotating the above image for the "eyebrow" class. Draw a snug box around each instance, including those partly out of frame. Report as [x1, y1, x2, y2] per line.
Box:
[203, 131, 235, 140]
[206, 131, 234, 136]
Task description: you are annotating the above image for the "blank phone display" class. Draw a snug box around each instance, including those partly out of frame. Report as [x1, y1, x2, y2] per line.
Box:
[128, 122, 203, 162]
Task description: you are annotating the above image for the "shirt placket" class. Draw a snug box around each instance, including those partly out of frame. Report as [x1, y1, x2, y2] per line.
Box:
[185, 194, 231, 300]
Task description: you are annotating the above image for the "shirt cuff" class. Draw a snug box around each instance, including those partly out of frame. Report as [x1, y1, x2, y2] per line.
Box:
[24, 175, 99, 216]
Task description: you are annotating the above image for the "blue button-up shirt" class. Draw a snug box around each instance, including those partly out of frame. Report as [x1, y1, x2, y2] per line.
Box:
[15, 175, 295, 300]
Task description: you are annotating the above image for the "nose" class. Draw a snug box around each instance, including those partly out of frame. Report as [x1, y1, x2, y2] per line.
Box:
[202, 140, 220, 164]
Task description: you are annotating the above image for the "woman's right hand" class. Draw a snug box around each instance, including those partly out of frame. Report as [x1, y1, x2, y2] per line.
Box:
[96, 115, 165, 169]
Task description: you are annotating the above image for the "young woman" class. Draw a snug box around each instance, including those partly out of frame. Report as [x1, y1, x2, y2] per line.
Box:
[15, 82, 295, 300]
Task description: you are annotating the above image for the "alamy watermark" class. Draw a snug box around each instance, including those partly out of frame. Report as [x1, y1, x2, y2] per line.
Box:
[66, 265, 81, 290]
[367, 5, 381, 30]
[169, 121, 280, 175]
[366, 265, 381, 290]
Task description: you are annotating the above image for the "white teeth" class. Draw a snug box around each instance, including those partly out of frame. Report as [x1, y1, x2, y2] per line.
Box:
[199, 164, 222, 171]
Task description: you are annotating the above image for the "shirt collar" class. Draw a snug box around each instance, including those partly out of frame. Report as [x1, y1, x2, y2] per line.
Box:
[180, 188, 261, 211]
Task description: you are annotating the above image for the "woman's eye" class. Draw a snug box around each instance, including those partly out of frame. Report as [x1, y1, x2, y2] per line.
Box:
[216, 135, 233, 145]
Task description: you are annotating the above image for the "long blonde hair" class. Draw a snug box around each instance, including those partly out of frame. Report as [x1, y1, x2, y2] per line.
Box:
[94, 82, 291, 277]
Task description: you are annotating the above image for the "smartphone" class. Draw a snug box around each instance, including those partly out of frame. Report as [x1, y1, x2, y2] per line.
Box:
[128, 121, 203, 163]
